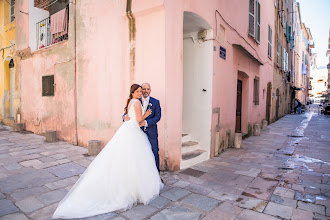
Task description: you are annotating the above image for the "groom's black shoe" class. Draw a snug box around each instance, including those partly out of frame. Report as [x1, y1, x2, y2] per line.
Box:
[160, 176, 164, 183]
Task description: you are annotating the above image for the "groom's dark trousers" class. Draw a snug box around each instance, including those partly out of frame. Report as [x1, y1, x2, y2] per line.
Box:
[140, 97, 161, 172]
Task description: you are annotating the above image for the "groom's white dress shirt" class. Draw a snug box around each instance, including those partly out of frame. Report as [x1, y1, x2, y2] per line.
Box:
[142, 96, 149, 128]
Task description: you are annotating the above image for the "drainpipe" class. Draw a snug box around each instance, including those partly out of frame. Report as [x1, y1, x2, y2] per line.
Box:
[126, 0, 136, 84]
[72, 0, 78, 145]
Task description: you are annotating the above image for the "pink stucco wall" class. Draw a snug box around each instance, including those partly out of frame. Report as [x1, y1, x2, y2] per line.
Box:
[15, 0, 29, 51]
[17, 0, 275, 171]
[165, 0, 274, 158]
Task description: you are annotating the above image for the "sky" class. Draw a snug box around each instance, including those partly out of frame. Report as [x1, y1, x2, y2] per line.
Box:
[297, 0, 330, 67]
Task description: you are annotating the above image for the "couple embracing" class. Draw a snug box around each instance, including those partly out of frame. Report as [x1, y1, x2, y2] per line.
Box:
[53, 83, 163, 219]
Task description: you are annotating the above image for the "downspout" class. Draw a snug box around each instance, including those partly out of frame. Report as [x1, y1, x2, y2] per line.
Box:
[72, 0, 78, 145]
[126, 0, 136, 84]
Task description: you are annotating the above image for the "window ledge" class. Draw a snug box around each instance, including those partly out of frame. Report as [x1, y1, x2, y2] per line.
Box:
[33, 40, 69, 54]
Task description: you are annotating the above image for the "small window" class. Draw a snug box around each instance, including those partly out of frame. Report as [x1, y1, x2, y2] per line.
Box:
[254, 76, 260, 105]
[268, 25, 272, 59]
[10, 0, 15, 22]
[42, 75, 55, 96]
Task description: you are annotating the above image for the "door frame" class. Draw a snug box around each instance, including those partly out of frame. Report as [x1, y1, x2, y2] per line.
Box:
[235, 80, 242, 133]
[266, 82, 272, 123]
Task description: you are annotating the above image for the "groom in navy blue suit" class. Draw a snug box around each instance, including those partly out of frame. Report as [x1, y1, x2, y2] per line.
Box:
[124, 83, 161, 172]
[139, 83, 161, 172]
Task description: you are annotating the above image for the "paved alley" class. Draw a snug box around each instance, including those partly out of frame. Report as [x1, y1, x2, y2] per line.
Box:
[0, 105, 329, 220]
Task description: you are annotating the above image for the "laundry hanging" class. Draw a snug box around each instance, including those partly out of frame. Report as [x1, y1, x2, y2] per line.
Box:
[50, 7, 68, 43]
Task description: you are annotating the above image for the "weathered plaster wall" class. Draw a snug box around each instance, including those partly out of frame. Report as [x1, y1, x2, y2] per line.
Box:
[20, 42, 76, 142]
[0, 0, 18, 122]
[15, 0, 276, 171]
[16, 0, 29, 51]
[18, 1, 76, 142]
[75, 0, 129, 148]
[75, 0, 168, 171]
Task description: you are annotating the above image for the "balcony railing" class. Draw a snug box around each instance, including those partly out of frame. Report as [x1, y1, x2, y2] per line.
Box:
[36, 6, 69, 50]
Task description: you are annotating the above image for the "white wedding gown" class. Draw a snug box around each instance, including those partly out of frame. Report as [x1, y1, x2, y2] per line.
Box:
[53, 99, 163, 219]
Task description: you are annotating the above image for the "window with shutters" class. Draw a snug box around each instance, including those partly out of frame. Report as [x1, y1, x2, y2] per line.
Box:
[268, 25, 272, 59]
[248, 0, 255, 37]
[248, 0, 261, 43]
[10, 0, 15, 22]
[253, 76, 260, 105]
[255, 1, 261, 44]
[286, 51, 288, 71]
[42, 75, 55, 96]
[283, 48, 286, 70]
[302, 51, 304, 62]
[280, 45, 283, 69]
[277, 39, 280, 66]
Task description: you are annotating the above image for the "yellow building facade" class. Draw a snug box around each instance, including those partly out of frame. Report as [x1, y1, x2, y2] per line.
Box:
[0, 0, 19, 126]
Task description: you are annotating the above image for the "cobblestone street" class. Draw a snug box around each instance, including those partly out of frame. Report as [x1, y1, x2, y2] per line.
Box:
[0, 105, 329, 220]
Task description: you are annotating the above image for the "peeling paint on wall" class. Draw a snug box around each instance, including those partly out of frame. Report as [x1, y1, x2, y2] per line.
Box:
[126, 0, 136, 85]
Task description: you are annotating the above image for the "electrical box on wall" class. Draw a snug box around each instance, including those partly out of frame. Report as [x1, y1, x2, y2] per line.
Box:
[198, 30, 207, 40]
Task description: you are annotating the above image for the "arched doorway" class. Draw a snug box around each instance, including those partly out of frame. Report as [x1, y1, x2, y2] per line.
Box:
[3, 58, 15, 119]
[236, 71, 249, 134]
[276, 88, 280, 120]
[181, 12, 213, 169]
[266, 82, 272, 123]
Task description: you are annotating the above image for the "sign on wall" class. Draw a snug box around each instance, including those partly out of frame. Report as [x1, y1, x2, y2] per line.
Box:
[220, 46, 226, 60]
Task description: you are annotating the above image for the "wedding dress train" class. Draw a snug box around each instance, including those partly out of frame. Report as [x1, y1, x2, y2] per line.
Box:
[53, 99, 163, 219]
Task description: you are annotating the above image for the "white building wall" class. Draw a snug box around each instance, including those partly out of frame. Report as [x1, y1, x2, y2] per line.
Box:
[182, 30, 213, 155]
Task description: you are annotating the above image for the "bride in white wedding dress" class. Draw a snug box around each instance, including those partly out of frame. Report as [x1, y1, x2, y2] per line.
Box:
[52, 84, 163, 219]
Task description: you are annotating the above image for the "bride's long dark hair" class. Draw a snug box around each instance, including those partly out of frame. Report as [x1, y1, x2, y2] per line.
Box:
[125, 84, 142, 114]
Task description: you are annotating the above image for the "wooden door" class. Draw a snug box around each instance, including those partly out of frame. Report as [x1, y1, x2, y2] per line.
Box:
[235, 80, 242, 133]
[10, 67, 15, 118]
[276, 88, 279, 120]
[266, 82, 271, 123]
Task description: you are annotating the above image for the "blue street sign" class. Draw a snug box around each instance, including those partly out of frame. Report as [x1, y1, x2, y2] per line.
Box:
[220, 46, 226, 60]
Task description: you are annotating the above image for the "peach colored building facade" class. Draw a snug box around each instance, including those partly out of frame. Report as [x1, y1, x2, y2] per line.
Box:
[15, 0, 275, 171]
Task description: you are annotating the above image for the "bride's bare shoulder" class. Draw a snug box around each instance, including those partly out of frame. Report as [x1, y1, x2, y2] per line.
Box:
[133, 99, 141, 108]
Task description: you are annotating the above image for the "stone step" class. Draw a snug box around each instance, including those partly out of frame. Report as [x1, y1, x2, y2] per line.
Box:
[3, 117, 15, 127]
[180, 149, 208, 170]
[181, 141, 199, 154]
[182, 134, 192, 142]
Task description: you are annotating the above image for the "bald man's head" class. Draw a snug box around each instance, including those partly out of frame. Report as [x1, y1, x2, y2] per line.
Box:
[142, 83, 151, 98]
